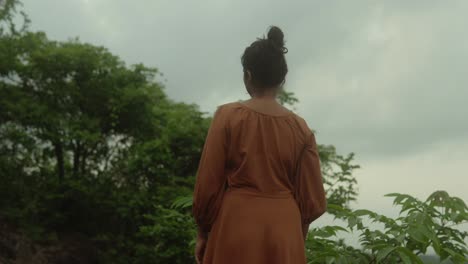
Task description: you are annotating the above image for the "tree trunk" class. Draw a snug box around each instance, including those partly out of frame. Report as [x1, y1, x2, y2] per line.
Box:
[73, 141, 81, 178]
[80, 148, 87, 176]
[53, 141, 64, 181]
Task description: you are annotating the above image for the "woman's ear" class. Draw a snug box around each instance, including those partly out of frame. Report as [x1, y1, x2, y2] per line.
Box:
[244, 70, 252, 83]
[243, 70, 253, 97]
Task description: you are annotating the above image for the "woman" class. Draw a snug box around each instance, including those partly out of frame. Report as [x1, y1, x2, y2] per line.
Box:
[192, 26, 327, 264]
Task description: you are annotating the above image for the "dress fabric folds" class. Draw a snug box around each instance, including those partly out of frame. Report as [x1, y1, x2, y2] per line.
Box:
[192, 101, 326, 264]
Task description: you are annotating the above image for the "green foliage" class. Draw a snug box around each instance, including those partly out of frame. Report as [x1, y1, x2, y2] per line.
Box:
[319, 145, 360, 209]
[306, 191, 467, 263]
[136, 205, 196, 264]
[1, 31, 166, 184]
[0, 0, 29, 36]
[277, 88, 299, 109]
[305, 227, 371, 263]
[0, 28, 202, 262]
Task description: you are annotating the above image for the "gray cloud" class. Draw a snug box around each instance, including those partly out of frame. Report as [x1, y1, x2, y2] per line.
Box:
[21, 1, 468, 162]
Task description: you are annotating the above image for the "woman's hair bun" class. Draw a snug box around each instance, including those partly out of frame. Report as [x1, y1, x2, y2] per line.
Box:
[267, 26, 287, 53]
[241, 25, 289, 88]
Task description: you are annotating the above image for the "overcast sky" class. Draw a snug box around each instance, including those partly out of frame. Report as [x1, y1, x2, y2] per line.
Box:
[21, 0, 467, 237]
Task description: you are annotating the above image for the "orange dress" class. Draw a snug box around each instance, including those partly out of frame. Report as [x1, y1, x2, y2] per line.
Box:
[192, 101, 326, 264]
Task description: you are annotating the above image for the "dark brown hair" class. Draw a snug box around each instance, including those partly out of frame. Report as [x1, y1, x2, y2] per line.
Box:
[241, 26, 288, 89]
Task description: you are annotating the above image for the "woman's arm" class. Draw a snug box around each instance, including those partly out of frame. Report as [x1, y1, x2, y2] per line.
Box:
[192, 104, 230, 234]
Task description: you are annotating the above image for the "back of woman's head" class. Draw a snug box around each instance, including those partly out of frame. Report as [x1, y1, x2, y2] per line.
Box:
[241, 26, 288, 90]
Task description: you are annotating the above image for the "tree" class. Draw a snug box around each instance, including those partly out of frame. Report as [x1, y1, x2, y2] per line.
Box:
[277, 88, 299, 109]
[0, 32, 164, 182]
[0, 23, 208, 262]
[0, 0, 29, 36]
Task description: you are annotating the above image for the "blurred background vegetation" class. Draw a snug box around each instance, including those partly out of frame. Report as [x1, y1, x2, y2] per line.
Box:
[0, 1, 466, 263]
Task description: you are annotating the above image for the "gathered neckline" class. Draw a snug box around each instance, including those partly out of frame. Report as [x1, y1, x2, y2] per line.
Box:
[236, 101, 295, 118]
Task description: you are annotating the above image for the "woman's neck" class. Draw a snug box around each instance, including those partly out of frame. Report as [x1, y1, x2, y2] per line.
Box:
[249, 87, 280, 100]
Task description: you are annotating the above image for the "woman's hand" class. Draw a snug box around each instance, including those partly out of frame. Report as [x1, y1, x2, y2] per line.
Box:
[195, 231, 208, 264]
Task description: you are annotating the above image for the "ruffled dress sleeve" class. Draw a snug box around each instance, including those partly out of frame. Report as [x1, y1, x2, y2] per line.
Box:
[294, 132, 327, 225]
[192, 105, 229, 233]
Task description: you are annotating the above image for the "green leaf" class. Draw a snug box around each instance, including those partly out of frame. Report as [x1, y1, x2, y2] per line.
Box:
[416, 224, 434, 240]
[376, 246, 397, 262]
[397, 251, 412, 264]
[396, 247, 423, 264]
[348, 217, 357, 230]
[327, 204, 347, 211]
[384, 193, 401, 197]
[443, 248, 467, 263]
[353, 209, 373, 217]
[408, 229, 427, 244]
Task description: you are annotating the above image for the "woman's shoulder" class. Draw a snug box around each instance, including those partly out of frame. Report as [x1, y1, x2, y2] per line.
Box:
[210, 102, 242, 125]
[218, 101, 310, 122]
[212, 102, 241, 117]
[293, 114, 310, 128]
[283, 112, 316, 142]
[220, 100, 297, 117]
[218, 101, 242, 110]
[219, 101, 306, 123]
